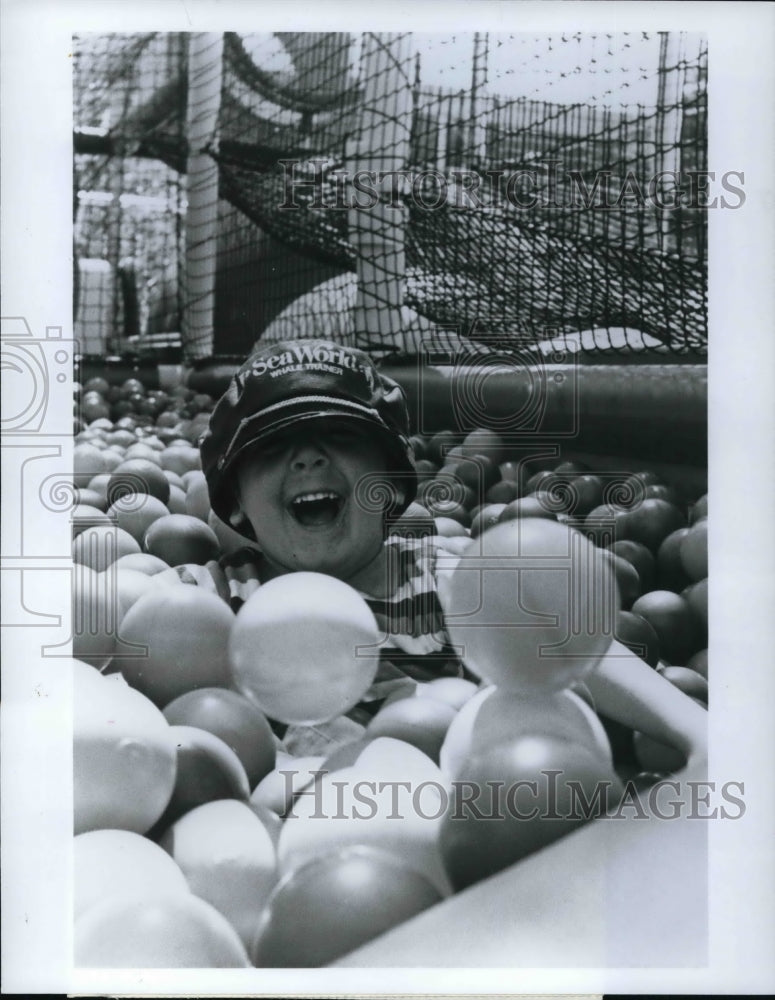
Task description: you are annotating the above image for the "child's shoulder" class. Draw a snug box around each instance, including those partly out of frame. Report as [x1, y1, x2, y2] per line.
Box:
[383, 532, 466, 588]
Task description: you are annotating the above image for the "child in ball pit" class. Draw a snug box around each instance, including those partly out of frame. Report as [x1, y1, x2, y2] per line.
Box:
[176, 337, 707, 765]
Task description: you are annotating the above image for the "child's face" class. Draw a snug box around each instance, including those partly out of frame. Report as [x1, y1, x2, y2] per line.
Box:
[235, 418, 394, 582]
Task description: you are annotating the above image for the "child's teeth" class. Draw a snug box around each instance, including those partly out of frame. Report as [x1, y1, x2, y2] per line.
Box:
[294, 492, 337, 504]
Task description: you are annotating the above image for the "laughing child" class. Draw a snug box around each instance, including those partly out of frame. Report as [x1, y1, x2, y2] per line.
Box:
[176, 338, 707, 766]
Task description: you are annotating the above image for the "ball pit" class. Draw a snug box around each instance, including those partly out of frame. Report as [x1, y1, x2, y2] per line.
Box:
[70, 371, 709, 968]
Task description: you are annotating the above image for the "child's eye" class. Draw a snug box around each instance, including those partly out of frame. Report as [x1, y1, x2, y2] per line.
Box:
[244, 438, 288, 465]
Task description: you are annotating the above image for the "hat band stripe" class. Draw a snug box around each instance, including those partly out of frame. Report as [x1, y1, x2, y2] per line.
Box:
[221, 395, 384, 468]
[251, 395, 381, 422]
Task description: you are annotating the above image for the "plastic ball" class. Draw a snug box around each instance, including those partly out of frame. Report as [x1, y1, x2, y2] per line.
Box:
[73, 524, 141, 572]
[499, 496, 557, 523]
[439, 684, 613, 778]
[277, 738, 451, 896]
[159, 799, 277, 948]
[111, 587, 234, 707]
[74, 892, 251, 967]
[415, 676, 479, 711]
[439, 734, 623, 891]
[599, 549, 641, 610]
[163, 687, 276, 789]
[680, 518, 708, 581]
[153, 725, 251, 831]
[444, 519, 619, 693]
[250, 756, 325, 817]
[107, 493, 170, 546]
[609, 539, 657, 593]
[108, 458, 170, 505]
[630, 590, 699, 666]
[74, 829, 189, 918]
[74, 670, 177, 835]
[143, 513, 220, 566]
[251, 846, 441, 967]
[229, 573, 380, 725]
[365, 697, 457, 763]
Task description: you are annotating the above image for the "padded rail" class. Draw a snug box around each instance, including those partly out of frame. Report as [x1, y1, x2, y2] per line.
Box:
[383, 362, 707, 468]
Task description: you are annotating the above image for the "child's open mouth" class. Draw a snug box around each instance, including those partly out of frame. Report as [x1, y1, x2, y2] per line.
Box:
[288, 491, 345, 528]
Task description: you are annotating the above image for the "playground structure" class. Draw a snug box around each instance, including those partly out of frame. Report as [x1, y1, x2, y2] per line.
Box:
[73, 31, 708, 365]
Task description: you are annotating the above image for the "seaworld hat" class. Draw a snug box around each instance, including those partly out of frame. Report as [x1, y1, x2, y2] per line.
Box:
[201, 339, 418, 530]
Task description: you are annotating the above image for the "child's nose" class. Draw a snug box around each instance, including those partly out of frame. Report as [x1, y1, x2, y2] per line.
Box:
[290, 442, 329, 471]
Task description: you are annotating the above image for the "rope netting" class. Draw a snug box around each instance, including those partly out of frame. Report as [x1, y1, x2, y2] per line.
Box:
[73, 31, 708, 363]
[73, 34, 187, 356]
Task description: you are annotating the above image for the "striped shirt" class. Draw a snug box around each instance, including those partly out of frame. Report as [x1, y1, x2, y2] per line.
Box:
[174, 535, 466, 702]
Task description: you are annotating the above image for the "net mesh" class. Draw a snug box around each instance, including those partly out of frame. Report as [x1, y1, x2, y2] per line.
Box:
[73, 33, 187, 356]
[73, 31, 708, 362]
